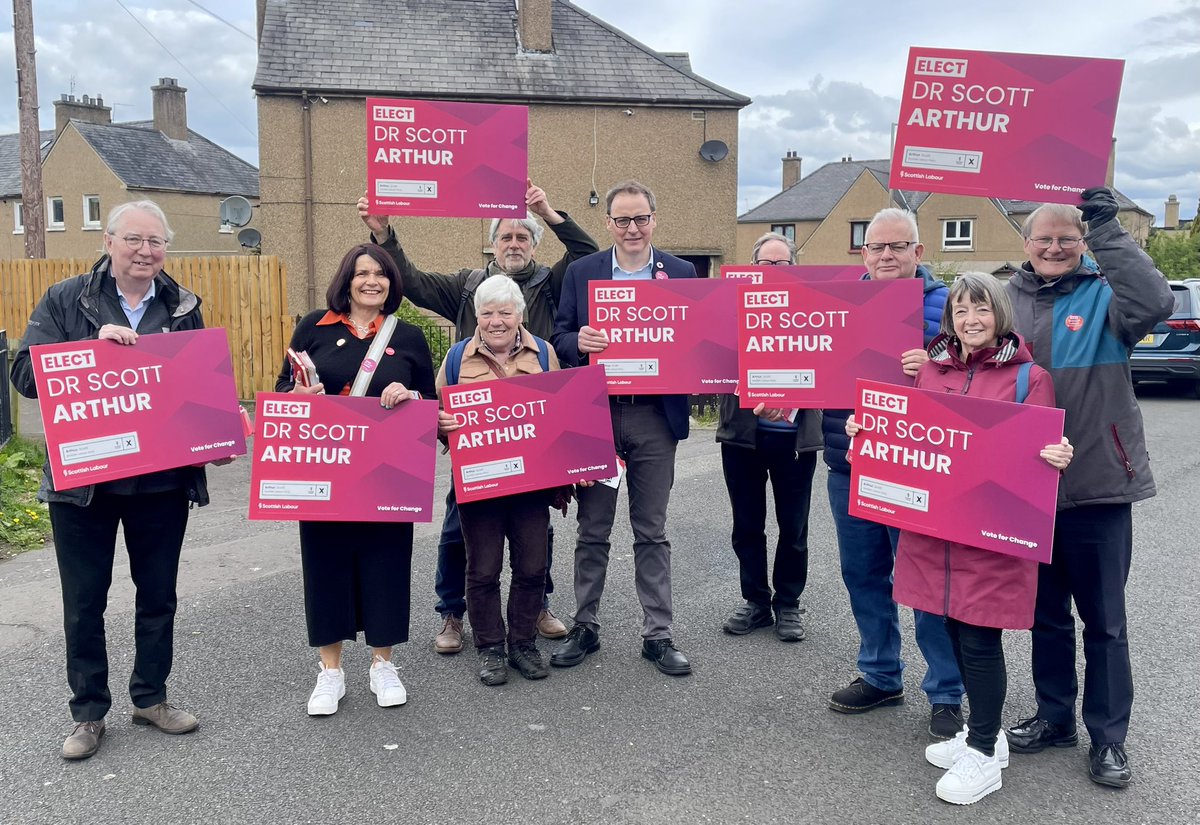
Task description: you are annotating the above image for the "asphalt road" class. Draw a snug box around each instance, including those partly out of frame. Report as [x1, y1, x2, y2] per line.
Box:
[0, 389, 1196, 825]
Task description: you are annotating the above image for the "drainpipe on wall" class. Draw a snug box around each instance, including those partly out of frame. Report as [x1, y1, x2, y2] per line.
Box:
[302, 90, 317, 311]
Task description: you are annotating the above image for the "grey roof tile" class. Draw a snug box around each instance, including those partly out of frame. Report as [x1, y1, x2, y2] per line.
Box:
[740, 158, 1151, 222]
[70, 121, 259, 197]
[0, 130, 56, 198]
[253, 0, 749, 107]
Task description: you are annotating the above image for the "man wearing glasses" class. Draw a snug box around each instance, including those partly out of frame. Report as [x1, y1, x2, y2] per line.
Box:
[550, 180, 696, 676]
[1003, 187, 1173, 788]
[822, 208, 966, 740]
[717, 232, 820, 643]
[12, 201, 215, 760]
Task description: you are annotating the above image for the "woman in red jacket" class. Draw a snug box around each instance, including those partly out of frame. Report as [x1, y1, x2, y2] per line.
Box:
[847, 272, 1073, 805]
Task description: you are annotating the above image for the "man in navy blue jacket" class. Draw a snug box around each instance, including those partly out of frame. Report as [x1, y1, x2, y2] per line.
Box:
[550, 181, 694, 676]
[822, 208, 965, 740]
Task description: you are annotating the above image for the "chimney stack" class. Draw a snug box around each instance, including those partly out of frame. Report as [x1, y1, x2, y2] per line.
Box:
[1165, 195, 1180, 229]
[517, 0, 553, 52]
[782, 150, 802, 190]
[151, 77, 188, 140]
[53, 93, 112, 134]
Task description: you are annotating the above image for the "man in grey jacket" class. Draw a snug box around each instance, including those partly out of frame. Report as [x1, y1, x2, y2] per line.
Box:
[357, 181, 598, 653]
[1003, 187, 1174, 789]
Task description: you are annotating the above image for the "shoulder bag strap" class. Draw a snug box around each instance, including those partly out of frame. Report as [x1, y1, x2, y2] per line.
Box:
[349, 314, 398, 397]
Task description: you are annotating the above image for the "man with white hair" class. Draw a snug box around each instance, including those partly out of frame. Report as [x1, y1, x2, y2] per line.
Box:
[1003, 187, 1173, 788]
[12, 200, 215, 760]
[358, 181, 598, 654]
[822, 207, 966, 740]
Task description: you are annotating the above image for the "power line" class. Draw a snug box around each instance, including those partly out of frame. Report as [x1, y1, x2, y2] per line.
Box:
[111, 0, 257, 140]
[183, 0, 255, 41]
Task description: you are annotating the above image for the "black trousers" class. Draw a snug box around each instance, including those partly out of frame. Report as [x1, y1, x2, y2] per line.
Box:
[49, 489, 190, 722]
[720, 433, 817, 608]
[946, 618, 1005, 756]
[1032, 503, 1134, 745]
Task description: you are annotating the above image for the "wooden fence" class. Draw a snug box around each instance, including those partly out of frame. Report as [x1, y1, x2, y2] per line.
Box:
[1, 256, 294, 399]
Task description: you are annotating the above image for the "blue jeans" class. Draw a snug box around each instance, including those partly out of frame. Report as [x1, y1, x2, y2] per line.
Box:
[434, 486, 553, 617]
[827, 470, 963, 704]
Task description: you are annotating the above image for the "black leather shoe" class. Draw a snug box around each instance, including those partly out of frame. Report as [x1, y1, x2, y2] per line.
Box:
[829, 677, 904, 714]
[722, 602, 773, 635]
[642, 638, 691, 676]
[550, 624, 599, 668]
[1005, 716, 1078, 753]
[929, 703, 964, 740]
[1089, 742, 1131, 788]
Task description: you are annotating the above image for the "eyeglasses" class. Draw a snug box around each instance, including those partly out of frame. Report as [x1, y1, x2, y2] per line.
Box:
[863, 241, 917, 254]
[608, 214, 653, 229]
[753, 259, 792, 266]
[117, 234, 167, 251]
[1028, 236, 1083, 249]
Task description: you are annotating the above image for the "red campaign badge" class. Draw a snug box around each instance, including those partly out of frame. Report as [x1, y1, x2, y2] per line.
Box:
[654, 261, 668, 279]
[1064, 315, 1085, 331]
[362, 358, 377, 373]
[385, 347, 395, 356]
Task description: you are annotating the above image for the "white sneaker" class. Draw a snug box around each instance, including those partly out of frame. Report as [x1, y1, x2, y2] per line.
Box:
[306, 665, 345, 716]
[935, 746, 1003, 805]
[369, 657, 407, 707]
[926, 727, 1009, 769]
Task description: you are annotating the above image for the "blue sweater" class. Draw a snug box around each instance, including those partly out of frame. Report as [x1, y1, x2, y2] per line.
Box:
[821, 265, 948, 474]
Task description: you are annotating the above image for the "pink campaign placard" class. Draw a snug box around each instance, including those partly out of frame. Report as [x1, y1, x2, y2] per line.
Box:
[444, 366, 615, 504]
[848, 379, 1064, 562]
[31, 328, 245, 491]
[737, 279, 924, 408]
[721, 265, 864, 284]
[248, 393, 438, 522]
[890, 47, 1124, 204]
[366, 97, 528, 218]
[589, 279, 738, 395]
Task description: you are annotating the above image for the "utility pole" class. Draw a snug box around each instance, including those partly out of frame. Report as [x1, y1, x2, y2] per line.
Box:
[13, 0, 45, 258]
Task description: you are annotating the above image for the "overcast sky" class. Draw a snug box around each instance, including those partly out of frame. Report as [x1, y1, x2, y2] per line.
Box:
[2, 0, 1196, 223]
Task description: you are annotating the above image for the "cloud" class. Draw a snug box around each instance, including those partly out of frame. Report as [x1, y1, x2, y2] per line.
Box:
[0, 2, 259, 164]
[737, 76, 898, 199]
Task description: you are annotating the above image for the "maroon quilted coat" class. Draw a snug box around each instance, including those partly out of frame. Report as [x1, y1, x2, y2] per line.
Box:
[892, 332, 1056, 630]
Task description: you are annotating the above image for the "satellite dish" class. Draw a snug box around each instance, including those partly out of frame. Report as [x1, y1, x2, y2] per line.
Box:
[699, 139, 729, 163]
[220, 195, 253, 228]
[237, 227, 262, 248]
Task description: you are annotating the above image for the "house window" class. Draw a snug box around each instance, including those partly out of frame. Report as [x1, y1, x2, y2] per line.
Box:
[13, 202, 23, 234]
[47, 196, 65, 230]
[83, 195, 102, 229]
[850, 221, 868, 250]
[943, 219, 973, 250]
[771, 224, 795, 243]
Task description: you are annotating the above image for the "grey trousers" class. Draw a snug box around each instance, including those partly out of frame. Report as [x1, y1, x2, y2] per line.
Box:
[572, 399, 678, 640]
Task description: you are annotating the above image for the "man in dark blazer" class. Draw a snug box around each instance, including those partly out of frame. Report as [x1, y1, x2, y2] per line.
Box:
[550, 180, 695, 676]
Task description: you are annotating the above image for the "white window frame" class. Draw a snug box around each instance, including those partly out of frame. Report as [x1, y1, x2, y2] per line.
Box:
[47, 196, 65, 231]
[850, 221, 868, 250]
[82, 195, 102, 230]
[942, 218, 973, 251]
[770, 223, 796, 243]
[12, 201, 23, 234]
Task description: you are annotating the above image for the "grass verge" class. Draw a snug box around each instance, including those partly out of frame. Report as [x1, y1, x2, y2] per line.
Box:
[0, 435, 51, 558]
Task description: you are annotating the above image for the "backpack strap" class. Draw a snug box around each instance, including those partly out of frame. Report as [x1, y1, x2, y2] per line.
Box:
[445, 338, 469, 386]
[526, 265, 556, 316]
[533, 334, 550, 371]
[1014, 361, 1033, 404]
[455, 268, 489, 336]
